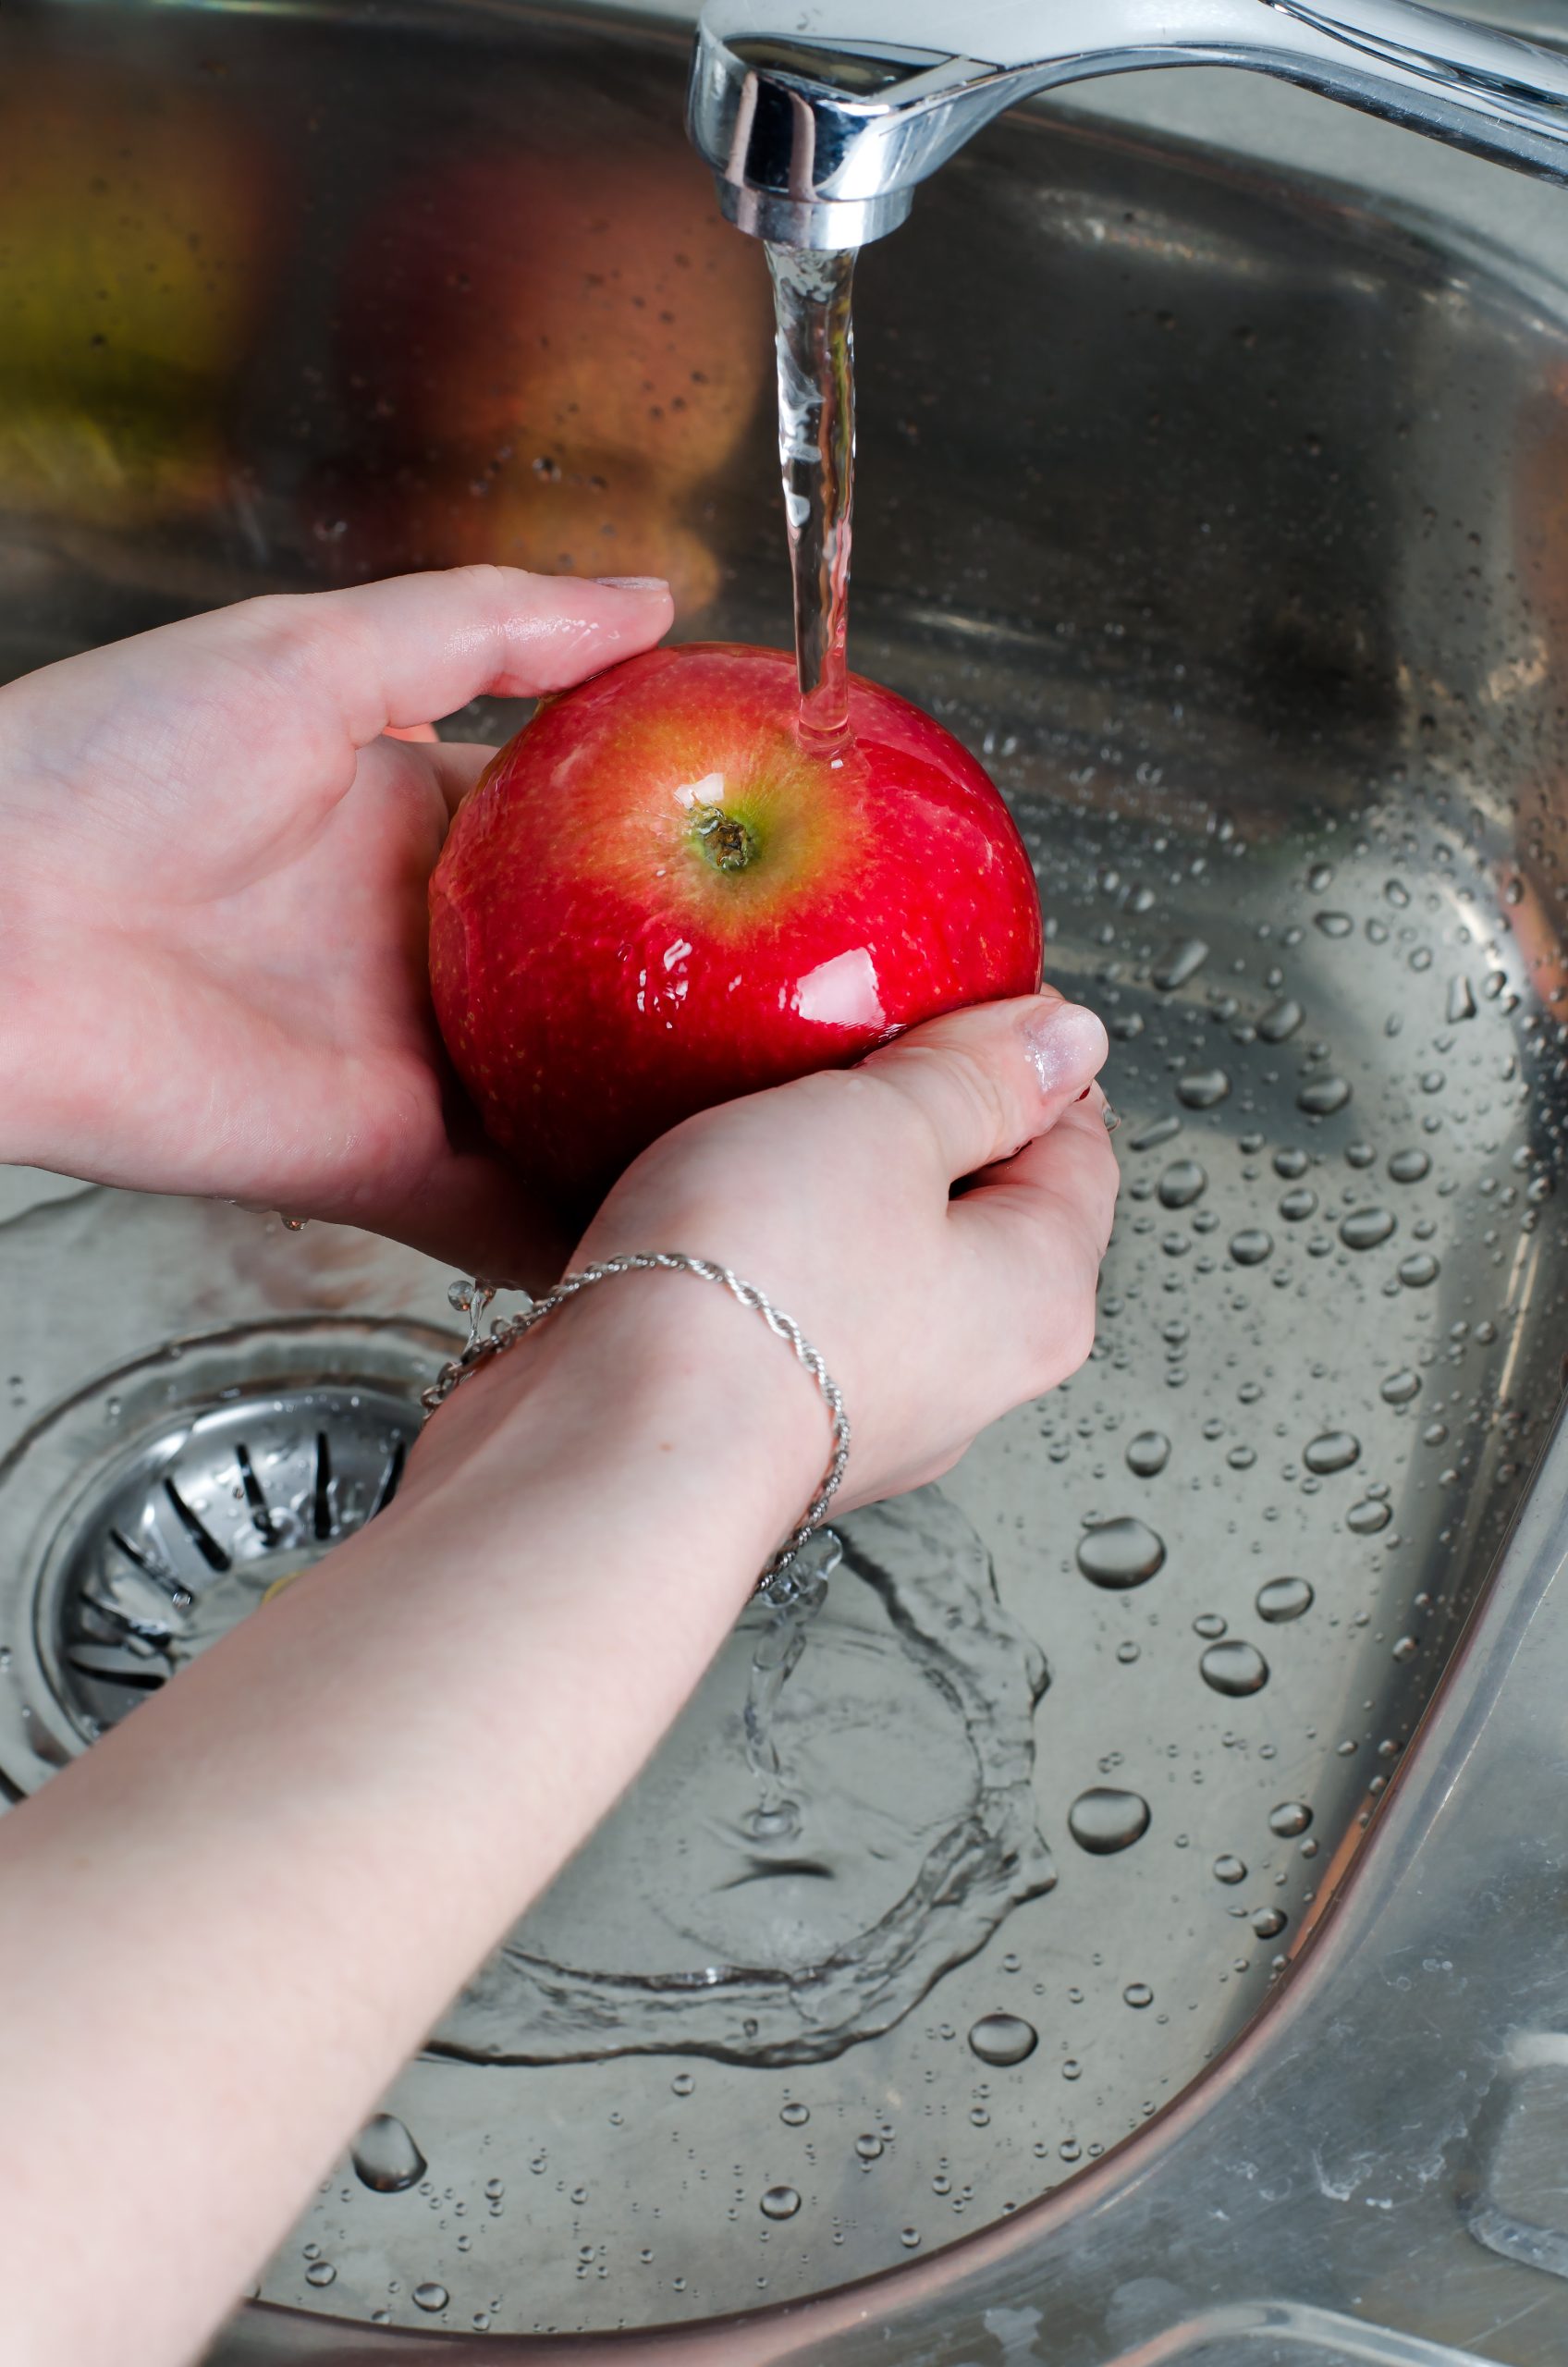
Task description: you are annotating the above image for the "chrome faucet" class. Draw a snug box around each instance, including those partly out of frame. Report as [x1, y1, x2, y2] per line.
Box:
[688, 0, 1568, 250]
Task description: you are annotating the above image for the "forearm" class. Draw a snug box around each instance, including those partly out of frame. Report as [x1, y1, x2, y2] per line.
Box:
[0, 1281, 818, 2367]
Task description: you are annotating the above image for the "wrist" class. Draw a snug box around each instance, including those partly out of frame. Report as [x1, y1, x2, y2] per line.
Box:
[420, 1268, 831, 1587]
[0, 910, 47, 1171]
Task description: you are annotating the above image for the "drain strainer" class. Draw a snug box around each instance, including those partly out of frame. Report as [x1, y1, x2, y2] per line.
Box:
[0, 1318, 452, 1790]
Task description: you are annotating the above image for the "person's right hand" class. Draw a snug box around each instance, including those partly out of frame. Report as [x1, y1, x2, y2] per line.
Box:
[418, 987, 1117, 1523]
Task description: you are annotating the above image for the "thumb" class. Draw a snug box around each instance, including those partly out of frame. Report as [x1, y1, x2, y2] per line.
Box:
[864, 992, 1109, 1183]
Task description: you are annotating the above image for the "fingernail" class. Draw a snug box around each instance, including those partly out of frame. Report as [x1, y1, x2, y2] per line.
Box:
[1022, 1000, 1109, 1095]
[594, 575, 669, 591]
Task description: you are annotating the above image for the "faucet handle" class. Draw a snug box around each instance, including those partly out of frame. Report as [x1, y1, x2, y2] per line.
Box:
[690, 0, 1568, 253]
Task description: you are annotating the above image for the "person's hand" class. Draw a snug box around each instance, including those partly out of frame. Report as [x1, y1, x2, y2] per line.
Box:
[414, 987, 1118, 1520]
[0, 566, 672, 1279]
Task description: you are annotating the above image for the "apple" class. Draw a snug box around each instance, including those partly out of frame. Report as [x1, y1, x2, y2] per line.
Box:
[429, 644, 1044, 1215]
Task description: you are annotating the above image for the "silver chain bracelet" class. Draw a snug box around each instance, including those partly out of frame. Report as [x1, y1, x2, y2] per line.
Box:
[421, 1254, 851, 1600]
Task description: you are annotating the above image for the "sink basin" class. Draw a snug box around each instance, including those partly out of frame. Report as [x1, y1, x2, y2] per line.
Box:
[5, 2, 1568, 2359]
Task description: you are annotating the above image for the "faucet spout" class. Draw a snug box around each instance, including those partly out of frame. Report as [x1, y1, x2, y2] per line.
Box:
[688, 0, 1568, 250]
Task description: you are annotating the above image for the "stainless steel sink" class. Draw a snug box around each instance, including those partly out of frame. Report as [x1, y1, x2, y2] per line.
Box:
[5, 2, 1568, 2360]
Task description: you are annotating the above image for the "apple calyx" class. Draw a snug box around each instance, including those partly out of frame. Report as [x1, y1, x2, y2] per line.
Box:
[691, 801, 758, 875]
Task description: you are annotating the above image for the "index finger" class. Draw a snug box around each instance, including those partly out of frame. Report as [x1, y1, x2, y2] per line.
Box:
[11, 565, 674, 766]
[232, 566, 676, 745]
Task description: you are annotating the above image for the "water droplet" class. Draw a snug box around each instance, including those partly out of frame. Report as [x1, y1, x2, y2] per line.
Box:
[1392, 1634, 1419, 1662]
[305, 2262, 337, 2287]
[1067, 1786, 1151, 1855]
[1380, 1368, 1421, 1405]
[1230, 1229, 1273, 1266]
[761, 2186, 802, 2220]
[1125, 1430, 1171, 1477]
[671, 2070, 695, 2097]
[968, 2011, 1039, 2066]
[1274, 1146, 1310, 1178]
[855, 2133, 884, 2162]
[1315, 912, 1354, 938]
[1398, 1253, 1440, 1288]
[1257, 998, 1304, 1044]
[1199, 1641, 1269, 1697]
[1340, 1208, 1396, 1251]
[1304, 1431, 1360, 1474]
[1116, 1638, 1141, 1664]
[1076, 1518, 1166, 1588]
[780, 2101, 810, 2127]
[1268, 1801, 1313, 1837]
[1152, 937, 1209, 990]
[1297, 1075, 1352, 1116]
[1213, 1854, 1248, 1884]
[1177, 1069, 1231, 1110]
[1347, 1499, 1392, 1535]
[1256, 1576, 1314, 1623]
[1122, 1981, 1154, 2009]
[1389, 1148, 1430, 1184]
[1250, 1907, 1287, 1939]
[1385, 878, 1410, 907]
[352, 2115, 428, 2196]
[1279, 1186, 1317, 1221]
[1129, 1114, 1182, 1151]
[1193, 1612, 1227, 1638]
[1158, 1159, 1207, 1209]
[413, 2284, 449, 2313]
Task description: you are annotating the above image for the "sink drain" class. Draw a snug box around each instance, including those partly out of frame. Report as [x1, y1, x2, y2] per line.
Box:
[0, 1318, 452, 1790]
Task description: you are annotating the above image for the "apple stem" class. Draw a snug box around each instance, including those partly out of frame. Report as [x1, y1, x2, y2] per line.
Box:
[692, 803, 758, 874]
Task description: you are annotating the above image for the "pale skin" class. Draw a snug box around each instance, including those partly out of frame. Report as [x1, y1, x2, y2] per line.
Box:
[0, 567, 1119, 2367]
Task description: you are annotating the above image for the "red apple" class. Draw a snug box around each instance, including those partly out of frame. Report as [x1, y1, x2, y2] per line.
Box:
[429, 644, 1044, 1214]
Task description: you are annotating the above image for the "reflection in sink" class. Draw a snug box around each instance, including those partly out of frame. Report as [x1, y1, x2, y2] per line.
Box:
[1, 0, 1567, 2343]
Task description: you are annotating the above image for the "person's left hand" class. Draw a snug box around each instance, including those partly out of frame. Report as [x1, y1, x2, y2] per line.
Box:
[0, 566, 672, 1279]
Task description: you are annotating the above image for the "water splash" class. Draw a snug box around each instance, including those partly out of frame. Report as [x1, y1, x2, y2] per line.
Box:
[742, 1537, 837, 1844]
[432, 1488, 1053, 2067]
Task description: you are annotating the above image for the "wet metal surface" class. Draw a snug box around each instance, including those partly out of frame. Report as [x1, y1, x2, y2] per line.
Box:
[4, 0, 1568, 2356]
